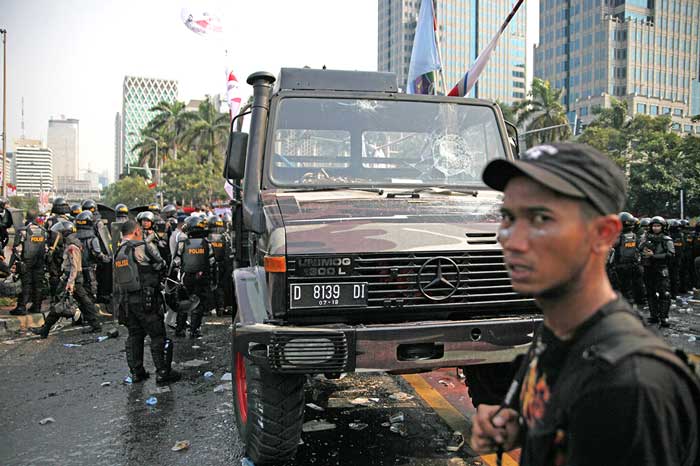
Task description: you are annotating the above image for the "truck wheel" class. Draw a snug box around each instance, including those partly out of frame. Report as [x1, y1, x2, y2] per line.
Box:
[462, 363, 515, 407]
[232, 350, 305, 464]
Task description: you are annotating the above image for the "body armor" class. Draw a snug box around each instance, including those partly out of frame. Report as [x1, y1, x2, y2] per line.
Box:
[207, 232, 226, 262]
[22, 224, 47, 263]
[616, 231, 639, 264]
[181, 238, 209, 273]
[114, 241, 143, 293]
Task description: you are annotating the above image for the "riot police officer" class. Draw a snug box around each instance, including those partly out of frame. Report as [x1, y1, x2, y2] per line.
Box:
[640, 216, 674, 327]
[44, 199, 72, 301]
[30, 220, 102, 337]
[69, 203, 82, 220]
[692, 223, 700, 293]
[75, 211, 110, 300]
[10, 209, 48, 315]
[113, 219, 179, 384]
[207, 215, 229, 316]
[152, 217, 171, 265]
[147, 203, 161, 220]
[612, 212, 643, 305]
[81, 199, 100, 222]
[172, 216, 215, 338]
[115, 203, 129, 222]
[0, 198, 14, 250]
[668, 219, 686, 297]
[136, 211, 156, 242]
[681, 219, 694, 292]
[161, 204, 177, 242]
[638, 217, 651, 238]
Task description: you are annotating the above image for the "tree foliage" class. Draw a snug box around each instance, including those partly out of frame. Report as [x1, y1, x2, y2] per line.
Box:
[101, 175, 156, 208]
[513, 78, 571, 147]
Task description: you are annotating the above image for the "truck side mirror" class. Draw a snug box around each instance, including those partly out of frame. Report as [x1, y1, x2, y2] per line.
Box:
[504, 121, 521, 159]
[224, 132, 249, 180]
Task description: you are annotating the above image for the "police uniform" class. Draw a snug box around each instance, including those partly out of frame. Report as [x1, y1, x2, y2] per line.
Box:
[0, 199, 13, 250]
[612, 229, 642, 304]
[668, 221, 686, 297]
[172, 217, 216, 338]
[10, 220, 47, 315]
[691, 224, 700, 292]
[31, 223, 102, 337]
[207, 216, 229, 315]
[76, 212, 110, 300]
[44, 213, 70, 301]
[639, 222, 675, 326]
[114, 237, 178, 384]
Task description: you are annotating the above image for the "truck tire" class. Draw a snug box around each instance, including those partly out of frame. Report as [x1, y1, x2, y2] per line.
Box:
[462, 362, 515, 407]
[232, 349, 305, 464]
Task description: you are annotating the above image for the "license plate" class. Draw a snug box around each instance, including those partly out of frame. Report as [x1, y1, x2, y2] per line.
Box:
[290, 282, 368, 309]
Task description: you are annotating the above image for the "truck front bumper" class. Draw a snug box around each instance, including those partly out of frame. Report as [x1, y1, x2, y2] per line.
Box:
[233, 315, 542, 374]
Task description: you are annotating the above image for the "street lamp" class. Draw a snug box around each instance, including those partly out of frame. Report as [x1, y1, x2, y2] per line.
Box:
[1, 28, 7, 197]
[140, 135, 160, 186]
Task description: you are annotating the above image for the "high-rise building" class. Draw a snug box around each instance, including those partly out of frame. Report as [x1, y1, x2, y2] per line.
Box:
[13, 139, 53, 195]
[114, 112, 122, 180]
[534, 0, 700, 135]
[120, 76, 178, 173]
[47, 116, 79, 184]
[378, 0, 527, 102]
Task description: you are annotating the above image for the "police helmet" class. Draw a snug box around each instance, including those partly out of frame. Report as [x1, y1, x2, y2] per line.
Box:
[75, 211, 94, 230]
[649, 216, 666, 227]
[207, 215, 224, 231]
[183, 215, 208, 237]
[668, 219, 680, 230]
[221, 212, 232, 224]
[69, 203, 82, 217]
[680, 219, 690, 229]
[162, 204, 177, 219]
[51, 197, 70, 215]
[147, 203, 160, 214]
[51, 220, 77, 238]
[81, 199, 97, 213]
[136, 211, 155, 226]
[640, 217, 651, 228]
[618, 212, 636, 228]
[115, 203, 129, 216]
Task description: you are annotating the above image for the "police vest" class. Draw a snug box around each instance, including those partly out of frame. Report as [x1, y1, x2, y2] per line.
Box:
[114, 241, 143, 293]
[671, 232, 685, 251]
[692, 233, 700, 258]
[23, 224, 47, 262]
[617, 231, 639, 263]
[181, 238, 209, 273]
[208, 233, 226, 262]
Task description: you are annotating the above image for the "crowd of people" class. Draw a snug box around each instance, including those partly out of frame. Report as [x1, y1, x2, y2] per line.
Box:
[608, 214, 700, 327]
[1, 197, 234, 384]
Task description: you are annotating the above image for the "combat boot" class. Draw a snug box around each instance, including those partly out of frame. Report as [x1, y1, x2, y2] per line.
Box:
[9, 307, 27, 316]
[131, 370, 150, 383]
[156, 369, 181, 385]
[29, 326, 49, 339]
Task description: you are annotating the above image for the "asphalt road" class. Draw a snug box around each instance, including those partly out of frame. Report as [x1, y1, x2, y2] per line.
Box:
[1, 298, 698, 466]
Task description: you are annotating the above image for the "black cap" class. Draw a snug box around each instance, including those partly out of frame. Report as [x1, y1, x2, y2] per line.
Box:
[482, 142, 627, 215]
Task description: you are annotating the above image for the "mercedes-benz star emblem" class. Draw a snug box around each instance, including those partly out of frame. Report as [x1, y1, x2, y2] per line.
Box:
[417, 257, 461, 301]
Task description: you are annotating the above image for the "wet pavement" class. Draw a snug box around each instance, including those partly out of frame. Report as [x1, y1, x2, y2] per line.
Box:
[0, 297, 698, 466]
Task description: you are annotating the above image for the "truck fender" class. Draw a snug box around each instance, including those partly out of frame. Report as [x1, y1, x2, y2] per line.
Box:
[233, 266, 271, 325]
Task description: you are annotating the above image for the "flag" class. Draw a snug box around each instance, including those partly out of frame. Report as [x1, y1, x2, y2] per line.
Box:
[226, 67, 242, 119]
[148, 182, 157, 190]
[6, 183, 16, 197]
[448, 0, 526, 97]
[406, 0, 442, 94]
[180, 8, 224, 36]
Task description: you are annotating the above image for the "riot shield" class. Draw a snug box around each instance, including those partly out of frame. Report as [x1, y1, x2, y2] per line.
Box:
[110, 221, 124, 255]
[97, 204, 116, 226]
[8, 208, 23, 231]
[95, 221, 112, 256]
[129, 205, 149, 217]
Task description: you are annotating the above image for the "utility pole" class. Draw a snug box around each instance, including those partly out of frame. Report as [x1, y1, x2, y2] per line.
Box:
[1, 29, 7, 198]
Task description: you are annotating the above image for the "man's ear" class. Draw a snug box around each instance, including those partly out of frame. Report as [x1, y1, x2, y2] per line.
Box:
[591, 214, 622, 254]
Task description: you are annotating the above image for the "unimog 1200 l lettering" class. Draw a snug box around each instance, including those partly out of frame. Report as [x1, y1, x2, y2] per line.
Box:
[223, 68, 541, 464]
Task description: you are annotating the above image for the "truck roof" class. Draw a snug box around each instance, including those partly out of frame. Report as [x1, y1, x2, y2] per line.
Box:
[274, 68, 399, 93]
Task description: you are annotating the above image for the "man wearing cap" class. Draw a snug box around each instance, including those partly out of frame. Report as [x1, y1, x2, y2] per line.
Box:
[470, 143, 699, 466]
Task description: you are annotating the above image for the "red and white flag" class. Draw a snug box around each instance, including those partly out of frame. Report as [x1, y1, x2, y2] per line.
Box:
[7, 183, 16, 197]
[226, 68, 242, 119]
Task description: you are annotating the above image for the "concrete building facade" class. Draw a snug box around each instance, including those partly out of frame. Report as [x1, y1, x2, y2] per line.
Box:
[13, 139, 53, 195]
[120, 76, 178, 176]
[378, 0, 527, 102]
[114, 112, 122, 181]
[534, 0, 700, 134]
[47, 116, 79, 185]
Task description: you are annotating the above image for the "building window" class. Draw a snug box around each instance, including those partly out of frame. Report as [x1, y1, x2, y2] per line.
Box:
[663, 107, 671, 114]
[673, 108, 683, 116]
[671, 123, 681, 131]
[650, 105, 658, 115]
[512, 92, 525, 99]
[580, 106, 589, 116]
[636, 103, 647, 114]
[684, 125, 693, 133]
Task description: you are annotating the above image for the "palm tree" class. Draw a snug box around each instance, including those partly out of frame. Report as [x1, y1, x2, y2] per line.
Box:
[513, 78, 571, 147]
[589, 97, 630, 130]
[149, 100, 194, 160]
[180, 97, 230, 164]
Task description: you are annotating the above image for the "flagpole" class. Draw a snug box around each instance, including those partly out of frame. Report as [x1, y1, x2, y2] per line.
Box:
[431, 0, 447, 95]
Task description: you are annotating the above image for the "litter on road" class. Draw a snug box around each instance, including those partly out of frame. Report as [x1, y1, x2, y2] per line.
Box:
[221, 372, 232, 381]
[389, 392, 414, 401]
[123, 376, 133, 384]
[151, 386, 171, 394]
[39, 417, 55, 425]
[302, 419, 337, 432]
[203, 371, 214, 378]
[306, 403, 324, 411]
[63, 343, 81, 348]
[349, 422, 368, 431]
[101, 381, 111, 387]
[350, 397, 372, 406]
[171, 440, 191, 452]
[181, 359, 208, 368]
[146, 396, 158, 406]
[446, 431, 464, 452]
[214, 383, 232, 392]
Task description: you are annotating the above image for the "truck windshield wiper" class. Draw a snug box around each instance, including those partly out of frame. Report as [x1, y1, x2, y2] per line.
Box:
[280, 186, 384, 195]
[386, 186, 478, 198]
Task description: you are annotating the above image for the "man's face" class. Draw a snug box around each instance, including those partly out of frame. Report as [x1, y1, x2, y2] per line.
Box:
[133, 226, 143, 240]
[651, 224, 663, 234]
[498, 177, 592, 297]
[143, 220, 152, 230]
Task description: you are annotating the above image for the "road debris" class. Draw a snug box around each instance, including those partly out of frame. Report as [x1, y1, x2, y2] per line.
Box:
[350, 397, 372, 406]
[151, 386, 171, 394]
[438, 379, 455, 388]
[302, 419, 336, 432]
[241, 458, 255, 466]
[390, 423, 408, 437]
[63, 343, 81, 348]
[192, 345, 201, 349]
[181, 359, 208, 368]
[123, 376, 133, 384]
[221, 372, 232, 381]
[446, 431, 464, 452]
[214, 383, 233, 393]
[389, 392, 414, 401]
[203, 371, 214, 379]
[39, 417, 55, 425]
[216, 402, 233, 414]
[101, 381, 111, 387]
[171, 440, 191, 451]
[349, 422, 368, 431]
[389, 412, 405, 423]
[145, 396, 158, 406]
[306, 403, 324, 411]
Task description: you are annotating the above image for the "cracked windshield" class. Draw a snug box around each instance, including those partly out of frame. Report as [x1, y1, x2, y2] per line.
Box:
[270, 98, 506, 187]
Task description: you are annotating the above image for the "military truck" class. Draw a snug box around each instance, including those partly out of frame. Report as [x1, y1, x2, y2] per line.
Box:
[223, 68, 541, 464]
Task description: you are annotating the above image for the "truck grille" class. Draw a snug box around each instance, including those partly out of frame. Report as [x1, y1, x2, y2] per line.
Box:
[287, 251, 535, 311]
[268, 332, 348, 373]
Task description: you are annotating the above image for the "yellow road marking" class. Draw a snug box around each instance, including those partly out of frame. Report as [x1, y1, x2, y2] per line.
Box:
[403, 374, 520, 465]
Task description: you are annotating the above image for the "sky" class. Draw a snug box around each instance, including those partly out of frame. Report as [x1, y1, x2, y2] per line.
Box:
[1, 0, 538, 182]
